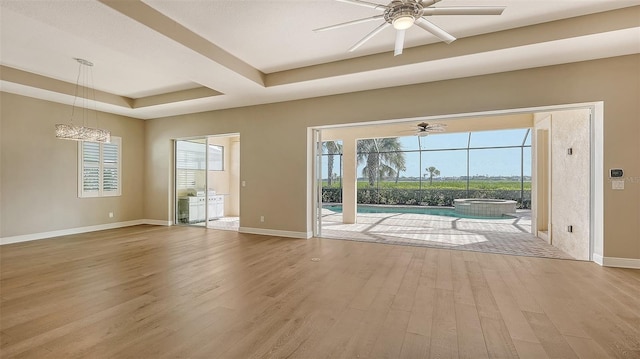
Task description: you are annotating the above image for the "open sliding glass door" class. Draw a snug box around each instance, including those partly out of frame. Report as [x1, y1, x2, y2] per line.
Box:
[176, 135, 240, 230]
[175, 138, 208, 226]
[313, 129, 323, 237]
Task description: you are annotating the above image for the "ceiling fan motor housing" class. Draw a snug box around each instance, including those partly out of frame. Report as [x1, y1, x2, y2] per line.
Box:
[316, 0, 505, 54]
[384, 1, 424, 27]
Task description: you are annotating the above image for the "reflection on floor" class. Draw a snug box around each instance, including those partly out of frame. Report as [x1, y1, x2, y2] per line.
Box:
[190, 211, 571, 260]
[321, 209, 574, 260]
[193, 217, 240, 231]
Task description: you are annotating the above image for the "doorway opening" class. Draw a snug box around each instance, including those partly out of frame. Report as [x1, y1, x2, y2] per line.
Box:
[313, 105, 595, 260]
[174, 134, 240, 231]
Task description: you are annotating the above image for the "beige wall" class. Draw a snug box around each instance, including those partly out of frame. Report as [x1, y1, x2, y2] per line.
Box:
[0, 93, 145, 237]
[1, 55, 638, 261]
[145, 54, 639, 260]
[145, 110, 309, 232]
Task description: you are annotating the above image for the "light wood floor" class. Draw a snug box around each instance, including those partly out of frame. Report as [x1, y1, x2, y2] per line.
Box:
[1, 225, 639, 359]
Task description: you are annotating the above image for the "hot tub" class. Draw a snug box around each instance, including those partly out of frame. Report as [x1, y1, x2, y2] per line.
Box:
[454, 198, 517, 218]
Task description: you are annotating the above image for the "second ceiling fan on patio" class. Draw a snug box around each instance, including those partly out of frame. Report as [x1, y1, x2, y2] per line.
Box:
[415, 122, 446, 136]
[315, 0, 506, 55]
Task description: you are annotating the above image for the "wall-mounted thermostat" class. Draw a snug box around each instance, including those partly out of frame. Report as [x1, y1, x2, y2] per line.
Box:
[610, 169, 624, 178]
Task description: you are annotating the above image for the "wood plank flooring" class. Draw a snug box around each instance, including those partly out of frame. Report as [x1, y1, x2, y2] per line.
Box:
[1, 225, 639, 358]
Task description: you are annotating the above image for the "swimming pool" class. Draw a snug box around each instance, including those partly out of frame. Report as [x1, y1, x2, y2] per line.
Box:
[323, 204, 515, 220]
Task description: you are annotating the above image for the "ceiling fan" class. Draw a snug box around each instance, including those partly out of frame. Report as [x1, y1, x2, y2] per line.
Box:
[314, 0, 506, 56]
[414, 122, 447, 136]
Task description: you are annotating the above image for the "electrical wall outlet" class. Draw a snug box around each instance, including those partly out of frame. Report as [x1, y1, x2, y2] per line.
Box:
[109, 212, 114, 218]
[260, 216, 264, 222]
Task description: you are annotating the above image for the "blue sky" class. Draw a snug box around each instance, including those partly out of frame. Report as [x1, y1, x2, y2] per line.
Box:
[323, 128, 532, 179]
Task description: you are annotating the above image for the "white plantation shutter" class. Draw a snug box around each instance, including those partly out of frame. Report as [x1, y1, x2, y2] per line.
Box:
[79, 137, 121, 197]
[82, 142, 100, 194]
[82, 167, 100, 192]
[102, 142, 119, 194]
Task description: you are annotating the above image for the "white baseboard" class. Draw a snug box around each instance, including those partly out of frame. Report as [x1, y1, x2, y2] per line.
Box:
[144, 219, 173, 226]
[593, 253, 604, 265]
[593, 253, 640, 269]
[0, 219, 170, 245]
[599, 256, 640, 269]
[239, 227, 312, 239]
[4, 223, 637, 267]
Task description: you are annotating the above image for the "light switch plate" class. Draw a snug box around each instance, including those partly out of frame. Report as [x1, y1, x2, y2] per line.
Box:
[610, 169, 624, 178]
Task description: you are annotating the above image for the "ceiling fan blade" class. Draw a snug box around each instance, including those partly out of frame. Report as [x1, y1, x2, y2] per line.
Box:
[394, 29, 406, 56]
[314, 15, 384, 32]
[336, 0, 388, 11]
[421, 0, 444, 7]
[415, 17, 456, 44]
[422, 6, 506, 16]
[349, 22, 391, 52]
[426, 124, 447, 132]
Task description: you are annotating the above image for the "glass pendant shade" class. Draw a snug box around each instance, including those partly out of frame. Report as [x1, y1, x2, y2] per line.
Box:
[55, 124, 111, 142]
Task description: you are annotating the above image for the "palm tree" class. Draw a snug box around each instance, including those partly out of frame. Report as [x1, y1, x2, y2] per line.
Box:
[357, 138, 405, 186]
[323, 141, 342, 186]
[425, 166, 440, 185]
[323, 141, 341, 187]
[392, 155, 406, 184]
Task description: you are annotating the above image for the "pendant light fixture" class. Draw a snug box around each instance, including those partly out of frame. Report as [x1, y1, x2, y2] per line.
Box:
[55, 58, 110, 143]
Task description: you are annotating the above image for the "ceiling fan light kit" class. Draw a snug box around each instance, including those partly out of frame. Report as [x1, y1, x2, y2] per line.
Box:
[392, 16, 415, 30]
[386, 1, 422, 29]
[316, 0, 505, 56]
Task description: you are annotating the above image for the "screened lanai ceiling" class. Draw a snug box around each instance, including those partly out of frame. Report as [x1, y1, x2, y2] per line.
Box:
[0, 0, 639, 119]
[323, 128, 531, 153]
[400, 128, 531, 150]
[322, 128, 532, 183]
[388, 129, 531, 180]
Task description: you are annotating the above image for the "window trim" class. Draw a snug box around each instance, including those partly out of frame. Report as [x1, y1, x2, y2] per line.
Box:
[78, 136, 122, 198]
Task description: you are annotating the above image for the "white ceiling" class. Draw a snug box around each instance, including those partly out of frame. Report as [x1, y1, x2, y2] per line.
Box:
[1, 0, 639, 119]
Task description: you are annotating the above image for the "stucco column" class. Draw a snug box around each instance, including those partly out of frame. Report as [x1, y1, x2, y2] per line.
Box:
[342, 137, 357, 224]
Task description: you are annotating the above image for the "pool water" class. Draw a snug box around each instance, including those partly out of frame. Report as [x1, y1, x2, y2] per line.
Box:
[323, 204, 514, 220]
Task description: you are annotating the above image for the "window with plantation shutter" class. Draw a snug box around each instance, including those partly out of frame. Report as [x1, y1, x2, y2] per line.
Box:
[78, 137, 121, 197]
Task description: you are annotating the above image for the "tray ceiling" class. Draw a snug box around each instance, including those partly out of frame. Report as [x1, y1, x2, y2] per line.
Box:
[1, 0, 639, 119]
